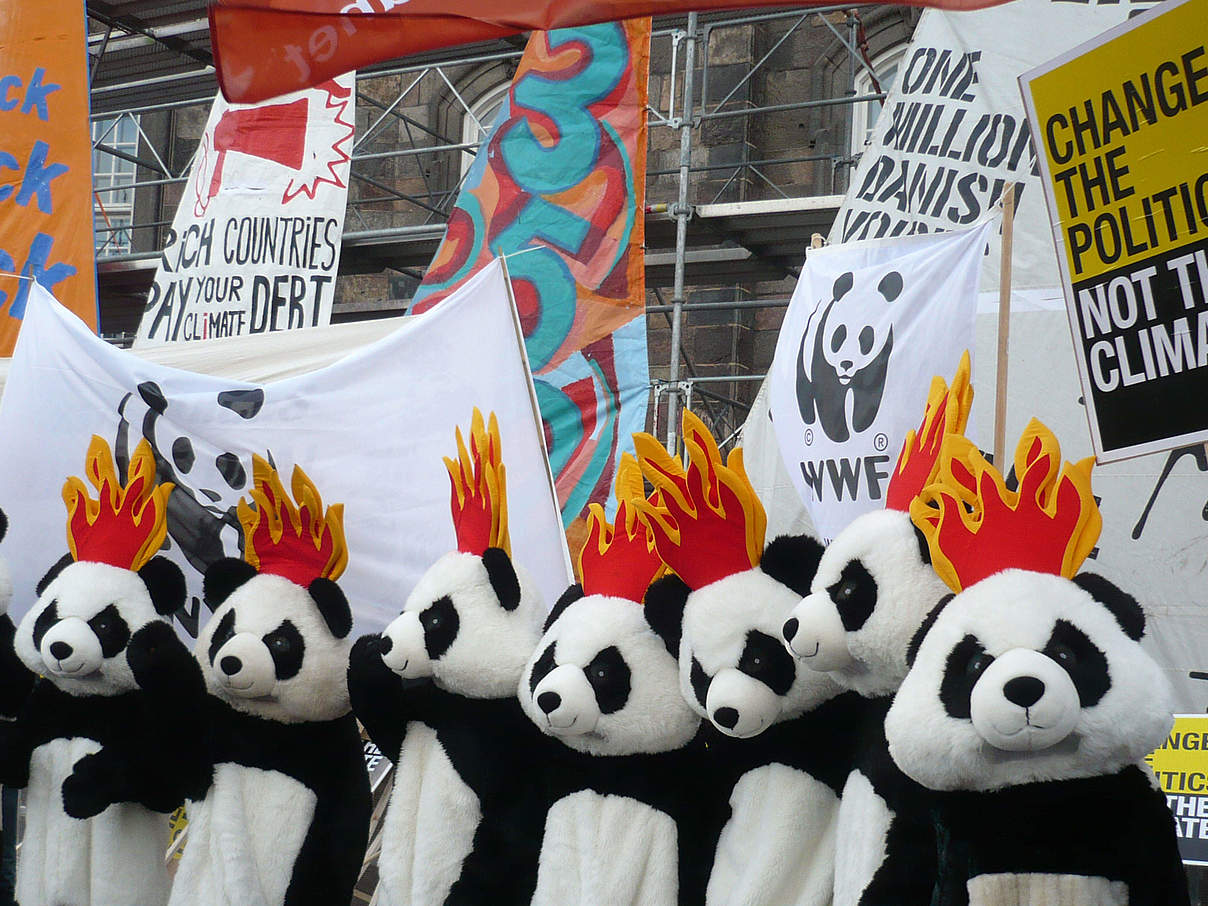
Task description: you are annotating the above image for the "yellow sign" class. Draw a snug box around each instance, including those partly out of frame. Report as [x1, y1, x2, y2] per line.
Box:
[1146, 713, 1208, 865]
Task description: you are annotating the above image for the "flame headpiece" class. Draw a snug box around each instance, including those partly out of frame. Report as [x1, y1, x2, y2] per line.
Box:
[444, 409, 510, 558]
[578, 454, 667, 603]
[63, 435, 173, 572]
[238, 456, 348, 587]
[633, 410, 766, 590]
[911, 418, 1101, 593]
[885, 350, 973, 513]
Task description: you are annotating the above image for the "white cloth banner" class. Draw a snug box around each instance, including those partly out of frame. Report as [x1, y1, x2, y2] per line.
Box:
[135, 74, 356, 345]
[768, 219, 994, 541]
[0, 259, 572, 637]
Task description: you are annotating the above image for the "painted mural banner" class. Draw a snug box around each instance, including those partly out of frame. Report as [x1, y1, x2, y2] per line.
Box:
[412, 20, 651, 525]
[1147, 714, 1208, 866]
[0, 0, 97, 354]
[1020, 0, 1208, 462]
[767, 219, 993, 540]
[134, 73, 355, 346]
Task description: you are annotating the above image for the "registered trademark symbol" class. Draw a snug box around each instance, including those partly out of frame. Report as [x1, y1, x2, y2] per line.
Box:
[874, 433, 889, 452]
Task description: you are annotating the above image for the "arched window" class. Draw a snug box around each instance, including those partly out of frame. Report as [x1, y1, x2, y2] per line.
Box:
[852, 44, 907, 157]
[459, 81, 511, 175]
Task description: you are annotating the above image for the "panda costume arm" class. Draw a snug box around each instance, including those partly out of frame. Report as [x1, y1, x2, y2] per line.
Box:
[347, 633, 412, 763]
[0, 510, 36, 717]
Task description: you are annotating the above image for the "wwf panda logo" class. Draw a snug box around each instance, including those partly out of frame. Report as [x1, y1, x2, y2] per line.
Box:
[796, 270, 902, 443]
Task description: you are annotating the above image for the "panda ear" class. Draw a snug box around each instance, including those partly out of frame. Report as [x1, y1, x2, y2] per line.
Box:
[482, 547, 522, 612]
[308, 578, 353, 639]
[203, 558, 258, 608]
[833, 272, 854, 300]
[36, 553, 74, 597]
[912, 523, 932, 565]
[1072, 572, 1145, 641]
[138, 557, 187, 616]
[0, 508, 8, 544]
[759, 535, 825, 598]
[644, 574, 691, 658]
[907, 593, 954, 667]
[877, 271, 903, 302]
[545, 584, 585, 633]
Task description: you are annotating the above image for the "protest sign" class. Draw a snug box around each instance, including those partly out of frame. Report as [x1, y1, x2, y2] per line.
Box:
[1148, 713, 1208, 866]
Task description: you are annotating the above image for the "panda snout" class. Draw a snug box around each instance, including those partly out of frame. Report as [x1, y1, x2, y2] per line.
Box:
[532, 666, 600, 735]
[1002, 675, 1045, 709]
[970, 650, 1081, 753]
[537, 691, 561, 714]
[211, 634, 277, 699]
[40, 618, 104, 678]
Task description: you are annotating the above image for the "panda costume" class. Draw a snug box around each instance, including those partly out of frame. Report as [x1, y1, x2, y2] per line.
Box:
[782, 354, 974, 906]
[348, 409, 549, 905]
[517, 455, 711, 905]
[1, 436, 199, 906]
[889, 421, 1189, 906]
[634, 411, 858, 906]
[169, 455, 370, 906]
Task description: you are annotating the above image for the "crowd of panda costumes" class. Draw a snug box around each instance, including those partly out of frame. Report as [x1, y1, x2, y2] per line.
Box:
[169, 455, 370, 906]
[632, 411, 859, 906]
[2, 437, 201, 906]
[348, 410, 550, 906]
[782, 354, 973, 906]
[888, 420, 1189, 906]
[518, 455, 711, 906]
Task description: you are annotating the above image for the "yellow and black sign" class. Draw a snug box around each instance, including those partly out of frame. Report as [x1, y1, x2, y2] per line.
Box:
[1021, 0, 1208, 462]
[1147, 714, 1208, 866]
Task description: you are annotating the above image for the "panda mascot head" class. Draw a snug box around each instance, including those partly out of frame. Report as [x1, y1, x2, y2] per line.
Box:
[378, 409, 544, 699]
[886, 419, 1173, 790]
[15, 436, 186, 698]
[783, 353, 972, 698]
[198, 454, 353, 724]
[632, 411, 841, 739]
[520, 456, 698, 756]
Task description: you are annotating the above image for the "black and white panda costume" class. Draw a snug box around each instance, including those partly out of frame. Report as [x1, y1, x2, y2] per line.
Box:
[348, 410, 548, 905]
[168, 457, 370, 906]
[887, 570, 1189, 906]
[1, 437, 198, 906]
[782, 356, 974, 906]
[634, 414, 857, 906]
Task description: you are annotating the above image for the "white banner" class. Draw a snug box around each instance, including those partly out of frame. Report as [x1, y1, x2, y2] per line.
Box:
[135, 74, 356, 346]
[832, 0, 1156, 292]
[0, 259, 572, 636]
[768, 220, 994, 540]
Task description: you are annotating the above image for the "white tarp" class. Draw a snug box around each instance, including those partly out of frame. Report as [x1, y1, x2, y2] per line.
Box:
[135, 74, 356, 345]
[768, 221, 993, 540]
[0, 259, 572, 637]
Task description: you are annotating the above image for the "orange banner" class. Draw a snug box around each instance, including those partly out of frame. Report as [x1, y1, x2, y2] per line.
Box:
[210, 0, 1012, 104]
[0, 0, 98, 353]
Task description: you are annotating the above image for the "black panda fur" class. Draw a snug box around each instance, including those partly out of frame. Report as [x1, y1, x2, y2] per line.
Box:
[0, 510, 36, 718]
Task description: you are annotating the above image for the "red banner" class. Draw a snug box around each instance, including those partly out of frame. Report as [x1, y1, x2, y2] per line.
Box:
[210, 0, 1012, 103]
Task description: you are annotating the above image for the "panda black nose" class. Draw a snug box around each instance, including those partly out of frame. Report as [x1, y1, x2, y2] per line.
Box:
[714, 707, 740, 729]
[220, 655, 243, 676]
[783, 618, 799, 643]
[377, 635, 393, 656]
[1003, 676, 1045, 708]
[49, 641, 72, 660]
[840, 360, 853, 370]
[537, 691, 561, 714]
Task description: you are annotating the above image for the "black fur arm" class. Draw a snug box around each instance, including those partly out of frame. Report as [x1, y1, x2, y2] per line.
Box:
[0, 719, 31, 788]
[0, 614, 34, 718]
[347, 634, 410, 762]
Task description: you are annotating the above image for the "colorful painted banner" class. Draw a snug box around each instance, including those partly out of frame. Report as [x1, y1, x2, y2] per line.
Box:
[209, 0, 1011, 104]
[0, 0, 97, 354]
[135, 73, 355, 346]
[412, 20, 651, 524]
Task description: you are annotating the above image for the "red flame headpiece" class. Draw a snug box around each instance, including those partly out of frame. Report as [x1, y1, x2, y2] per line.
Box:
[578, 454, 667, 603]
[444, 408, 510, 558]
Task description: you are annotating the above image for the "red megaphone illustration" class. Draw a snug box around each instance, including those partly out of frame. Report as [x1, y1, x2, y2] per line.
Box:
[206, 98, 309, 204]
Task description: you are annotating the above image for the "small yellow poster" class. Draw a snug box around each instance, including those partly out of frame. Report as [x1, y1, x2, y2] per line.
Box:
[1146, 713, 1208, 865]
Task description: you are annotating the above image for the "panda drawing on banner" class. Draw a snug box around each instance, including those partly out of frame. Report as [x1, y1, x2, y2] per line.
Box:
[782, 353, 974, 906]
[347, 409, 550, 906]
[886, 420, 1190, 906]
[170, 455, 371, 906]
[1, 436, 206, 906]
[519, 454, 711, 906]
[632, 410, 859, 906]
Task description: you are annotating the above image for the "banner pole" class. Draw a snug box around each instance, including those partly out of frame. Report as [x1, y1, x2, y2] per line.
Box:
[993, 183, 1017, 468]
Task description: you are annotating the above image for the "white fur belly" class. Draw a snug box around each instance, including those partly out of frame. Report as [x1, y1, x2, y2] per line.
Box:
[708, 764, 839, 906]
[18, 738, 170, 906]
[533, 790, 678, 906]
[967, 872, 1128, 906]
[169, 765, 315, 906]
[376, 722, 481, 906]
[833, 769, 891, 906]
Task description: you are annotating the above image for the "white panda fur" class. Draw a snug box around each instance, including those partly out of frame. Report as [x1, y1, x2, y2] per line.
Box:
[348, 546, 547, 906]
[519, 590, 703, 906]
[781, 509, 951, 906]
[886, 569, 1189, 906]
[170, 564, 370, 906]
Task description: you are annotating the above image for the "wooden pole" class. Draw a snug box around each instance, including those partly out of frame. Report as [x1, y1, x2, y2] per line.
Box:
[993, 184, 1017, 468]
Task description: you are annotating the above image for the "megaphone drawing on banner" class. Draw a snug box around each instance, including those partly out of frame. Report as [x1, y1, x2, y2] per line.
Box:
[197, 98, 310, 212]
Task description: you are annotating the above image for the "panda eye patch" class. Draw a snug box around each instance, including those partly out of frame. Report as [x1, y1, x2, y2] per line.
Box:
[529, 641, 557, 695]
[88, 604, 131, 658]
[830, 324, 847, 354]
[827, 561, 877, 631]
[208, 609, 237, 666]
[32, 601, 60, 651]
[1044, 619, 1110, 707]
[739, 630, 796, 696]
[262, 620, 305, 680]
[172, 437, 195, 474]
[690, 655, 711, 710]
[584, 646, 631, 715]
[941, 634, 990, 720]
[420, 596, 459, 660]
[216, 453, 246, 490]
